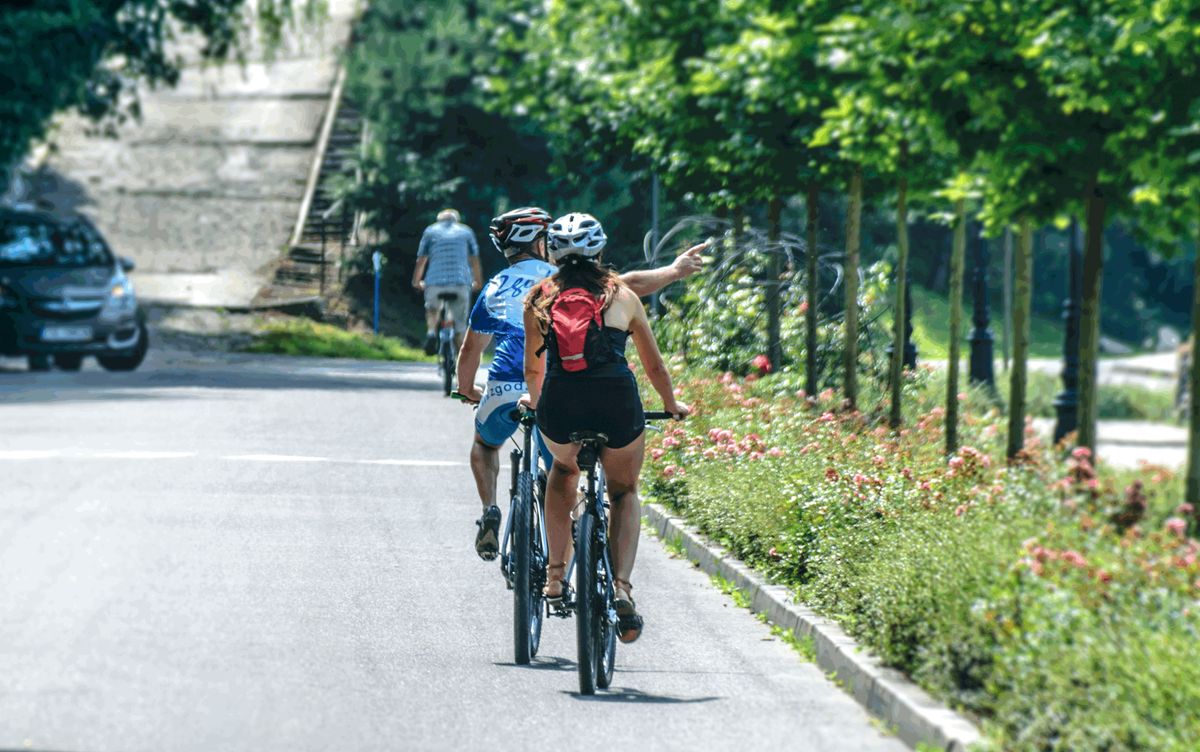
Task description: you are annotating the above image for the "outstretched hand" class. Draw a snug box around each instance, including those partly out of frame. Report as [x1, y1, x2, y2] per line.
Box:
[670, 242, 708, 280]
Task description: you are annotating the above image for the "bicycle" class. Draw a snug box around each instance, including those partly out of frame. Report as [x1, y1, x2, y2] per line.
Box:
[570, 411, 676, 695]
[498, 407, 549, 664]
[434, 291, 458, 396]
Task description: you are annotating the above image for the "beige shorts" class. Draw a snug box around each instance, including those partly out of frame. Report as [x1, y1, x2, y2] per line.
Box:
[424, 284, 471, 332]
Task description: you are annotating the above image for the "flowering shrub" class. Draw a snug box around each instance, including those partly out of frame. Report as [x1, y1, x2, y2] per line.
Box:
[641, 363, 1194, 750]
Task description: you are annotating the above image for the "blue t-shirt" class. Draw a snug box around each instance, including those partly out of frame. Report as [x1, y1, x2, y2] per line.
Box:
[417, 221, 479, 287]
[469, 258, 556, 382]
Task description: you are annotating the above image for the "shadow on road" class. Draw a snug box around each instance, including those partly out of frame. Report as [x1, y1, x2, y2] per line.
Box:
[494, 655, 577, 672]
[561, 687, 721, 704]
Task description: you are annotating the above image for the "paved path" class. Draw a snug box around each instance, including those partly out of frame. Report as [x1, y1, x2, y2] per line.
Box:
[0, 350, 902, 751]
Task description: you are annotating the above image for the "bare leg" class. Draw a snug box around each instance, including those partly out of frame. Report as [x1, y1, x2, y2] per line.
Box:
[542, 436, 581, 597]
[470, 435, 499, 510]
[599, 433, 646, 585]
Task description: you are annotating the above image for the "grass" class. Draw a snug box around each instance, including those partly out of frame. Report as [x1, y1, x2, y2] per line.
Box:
[241, 318, 434, 362]
[908, 283, 1068, 361]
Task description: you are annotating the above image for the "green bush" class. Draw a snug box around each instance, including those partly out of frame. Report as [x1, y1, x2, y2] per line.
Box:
[641, 361, 1193, 750]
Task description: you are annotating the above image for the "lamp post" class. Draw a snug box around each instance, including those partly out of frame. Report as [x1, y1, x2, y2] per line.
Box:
[886, 278, 918, 370]
[969, 224, 996, 388]
[372, 250, 383, 335]
[1054, 219, 1082, 444]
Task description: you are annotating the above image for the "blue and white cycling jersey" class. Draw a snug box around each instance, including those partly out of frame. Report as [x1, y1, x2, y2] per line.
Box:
[468, 258, 555, 382]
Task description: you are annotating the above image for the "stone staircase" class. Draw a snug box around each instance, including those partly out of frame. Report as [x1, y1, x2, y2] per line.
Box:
[260, 71, 363, 302]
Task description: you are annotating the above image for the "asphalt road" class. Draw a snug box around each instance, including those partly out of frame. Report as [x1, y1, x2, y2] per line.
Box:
[0, 347, 904, 752]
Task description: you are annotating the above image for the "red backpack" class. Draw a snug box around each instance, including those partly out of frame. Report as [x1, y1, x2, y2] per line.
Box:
[542, 286, 614, 373]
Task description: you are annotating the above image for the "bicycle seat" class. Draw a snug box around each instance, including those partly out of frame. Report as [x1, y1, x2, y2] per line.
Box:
[569, 430, 609, 447]
[437, 292, 459, 302]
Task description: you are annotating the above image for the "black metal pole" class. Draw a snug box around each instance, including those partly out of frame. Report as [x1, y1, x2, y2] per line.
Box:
[968, 224, 996, 388]
[886, 278, 918, 370]
[1054, 218, 1082, 443]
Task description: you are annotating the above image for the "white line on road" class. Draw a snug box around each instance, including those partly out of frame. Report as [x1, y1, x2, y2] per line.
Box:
[90, 451, 198, 460]
[0, 449, 61, 460]
[223, 454, 329, 463]
[355, 459, 464, 467]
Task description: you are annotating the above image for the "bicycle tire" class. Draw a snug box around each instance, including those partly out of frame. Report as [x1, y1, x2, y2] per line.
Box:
[595, 551, 617, 689]
[574, 511, 598, 695]
[513, 471, 536, 665]
[441, 344, 453, 396]
[529, 477, 546, 658]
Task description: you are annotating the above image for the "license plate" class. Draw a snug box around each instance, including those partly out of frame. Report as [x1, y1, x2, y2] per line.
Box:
[41, 325, 93, 343]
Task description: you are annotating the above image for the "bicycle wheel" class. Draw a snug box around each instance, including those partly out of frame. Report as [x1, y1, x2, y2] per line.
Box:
[512, 471, 538, 665]
[574, 511, 599, 695]
[529, 477, 546, 658]
[595, 545, 617, 689]
[441, 342, 453, 396]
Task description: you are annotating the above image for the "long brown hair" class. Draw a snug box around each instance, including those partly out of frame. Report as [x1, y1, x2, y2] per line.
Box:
[525, 254, 624, 333]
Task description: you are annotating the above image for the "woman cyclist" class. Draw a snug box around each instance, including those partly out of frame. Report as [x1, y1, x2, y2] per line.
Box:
[520, 212, 688, 643]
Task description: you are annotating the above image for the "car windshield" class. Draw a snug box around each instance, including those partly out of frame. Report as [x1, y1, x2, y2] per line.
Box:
[0, 219, 112, 268]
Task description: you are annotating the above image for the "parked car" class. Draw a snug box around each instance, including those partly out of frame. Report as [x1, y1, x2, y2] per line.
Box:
[0, 207, 147, 371]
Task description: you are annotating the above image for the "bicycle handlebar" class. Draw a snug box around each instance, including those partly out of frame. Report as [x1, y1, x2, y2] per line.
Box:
[644, 411, 684, 421]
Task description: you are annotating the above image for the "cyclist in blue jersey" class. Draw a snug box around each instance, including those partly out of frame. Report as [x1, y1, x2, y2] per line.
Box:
[457, 206, 705, 560]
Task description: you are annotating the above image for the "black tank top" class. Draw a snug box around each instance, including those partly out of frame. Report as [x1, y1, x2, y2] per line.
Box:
[546, 326, 632, 379]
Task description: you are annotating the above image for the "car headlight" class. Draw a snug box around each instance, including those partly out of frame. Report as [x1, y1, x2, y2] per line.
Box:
[100, 278, 136, 318]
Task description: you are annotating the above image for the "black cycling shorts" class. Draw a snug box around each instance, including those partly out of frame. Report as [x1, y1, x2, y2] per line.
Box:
[536, 374, 645, 450]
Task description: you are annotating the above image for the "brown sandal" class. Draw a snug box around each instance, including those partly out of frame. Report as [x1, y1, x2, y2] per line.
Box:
[613, 579, 643, 643]
[544, 562, 568, 603]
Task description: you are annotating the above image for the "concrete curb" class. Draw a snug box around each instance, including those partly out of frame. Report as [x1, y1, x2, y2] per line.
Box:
[643, 502, 984, 752]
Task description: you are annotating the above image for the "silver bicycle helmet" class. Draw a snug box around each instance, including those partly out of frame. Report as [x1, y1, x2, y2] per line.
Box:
[547, 212, 606, 261]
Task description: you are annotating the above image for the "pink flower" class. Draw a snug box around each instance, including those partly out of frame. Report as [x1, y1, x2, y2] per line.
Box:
[744, 373, 759, 383]
[662, 437, 680, 449]
[872, 455, 886, 467]
[1071, 446, 1092, 460]
[1096, 569, 1112, 583]
[919, 480, 932, 491]
[703, 448, 718, 460]
[767, 447, 784, 458]
[818, 388, 835, 402]
[954, 504, 968, 517]
[1062, 550, 1088, 568]
[957, 392, 967, 401]
[768, 546, 782, 559]
[853, 473, 869, 486]
[719, 371, 735, 385]
[751, 354, 772, 374]
[818, 412, 835, 423]
[1167, 517, 1188, 537]
[718, 429, 734, 442]
[750, 451, 764, 461]
[948, 456, 964, 470]
[708, 428, 722, 443]
[650, 448, 665, 461]
[662, 465, 679, 478]
[825, 468, 840, 482]
[1177, 503, 1195, 517]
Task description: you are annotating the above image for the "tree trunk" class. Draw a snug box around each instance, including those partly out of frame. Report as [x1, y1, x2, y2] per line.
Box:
[946, 198, 967, 455]
[889, 171, 910, 428]
[844, 166, 863, 409]
[805, 184, 820, 397]
[1187, 218, 1200, 532]
[766, 197, 784, 372]
[1007, 217, 1034, 460]
[1002, 227, 1013, 371]
[1077, 181, 1107, 454]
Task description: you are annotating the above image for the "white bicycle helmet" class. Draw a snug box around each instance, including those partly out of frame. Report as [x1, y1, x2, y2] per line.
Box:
[547, 212, 606, 261]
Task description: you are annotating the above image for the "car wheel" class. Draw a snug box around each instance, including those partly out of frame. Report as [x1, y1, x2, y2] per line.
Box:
[53, 353, 84, 371]
[27, 354, 51, 372]
[97, 323, 149, 372]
